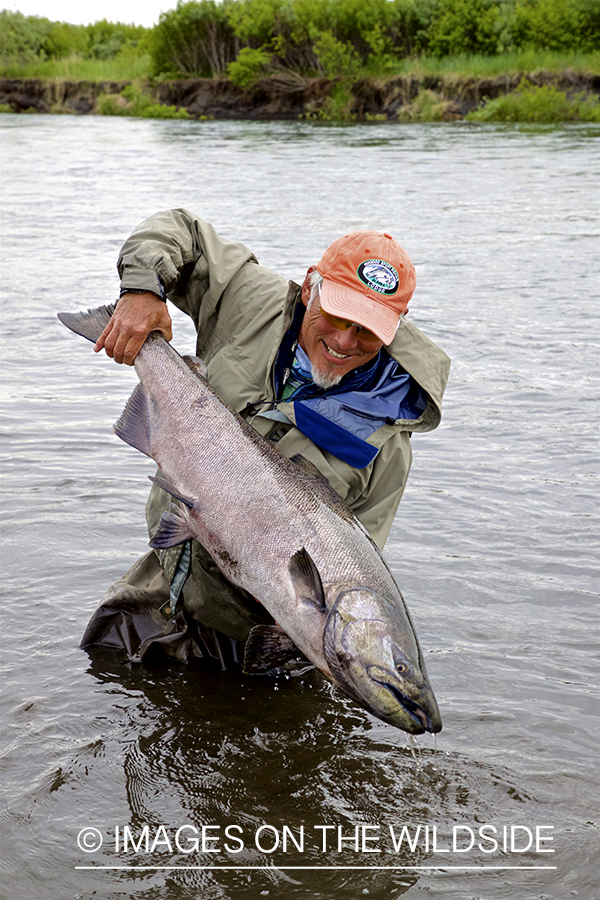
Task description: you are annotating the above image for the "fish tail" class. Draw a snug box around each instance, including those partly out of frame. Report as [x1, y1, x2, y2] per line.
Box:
[57, 303, 117, 343]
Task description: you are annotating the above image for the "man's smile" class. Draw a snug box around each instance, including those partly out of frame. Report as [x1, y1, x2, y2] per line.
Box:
[323, 342, 351, 361]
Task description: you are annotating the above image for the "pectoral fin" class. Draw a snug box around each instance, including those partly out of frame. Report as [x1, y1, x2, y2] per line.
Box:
[113, 383, 152, 457]
[243, 625, 301, 674]
[289, 547, 326, 611]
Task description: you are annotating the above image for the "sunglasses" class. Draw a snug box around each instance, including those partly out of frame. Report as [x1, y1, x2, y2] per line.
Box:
[319, 309, 382, 342]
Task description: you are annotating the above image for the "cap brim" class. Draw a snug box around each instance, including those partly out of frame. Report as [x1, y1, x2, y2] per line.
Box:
[319, 279, 400, 345]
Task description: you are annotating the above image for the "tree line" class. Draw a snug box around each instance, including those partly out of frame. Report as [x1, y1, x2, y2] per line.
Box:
[1, 0, 598, 84]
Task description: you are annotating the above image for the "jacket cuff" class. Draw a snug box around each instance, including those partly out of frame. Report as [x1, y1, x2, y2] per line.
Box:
[119, 268, 166, 299]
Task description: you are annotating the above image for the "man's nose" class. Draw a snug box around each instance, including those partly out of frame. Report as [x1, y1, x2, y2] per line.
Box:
[334, 326, 360, 351]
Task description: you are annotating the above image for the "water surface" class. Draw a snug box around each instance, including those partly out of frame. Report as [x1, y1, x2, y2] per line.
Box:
[1, 115, 598, 900]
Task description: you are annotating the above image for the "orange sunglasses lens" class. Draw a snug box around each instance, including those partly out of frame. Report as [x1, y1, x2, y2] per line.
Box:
[319, 309, 380, 342]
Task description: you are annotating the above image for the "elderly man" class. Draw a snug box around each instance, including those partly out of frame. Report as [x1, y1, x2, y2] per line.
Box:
[82, 209, 450, 668]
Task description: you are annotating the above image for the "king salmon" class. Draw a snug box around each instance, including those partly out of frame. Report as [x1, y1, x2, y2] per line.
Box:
[58, 304, 442, 735]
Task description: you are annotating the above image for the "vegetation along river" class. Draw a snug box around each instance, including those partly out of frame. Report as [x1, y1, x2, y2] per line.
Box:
[1, 114, 598, 900]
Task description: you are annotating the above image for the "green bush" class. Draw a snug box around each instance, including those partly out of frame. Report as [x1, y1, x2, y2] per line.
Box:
[398, 86, 453, 119]
[42, 22, 88, 59]
[466, 77, 600, 121]
[312, 29, 361, 76]
[227, 46, 273, 86]
[0, 11, 51, 65]
[227, 0, 290, 45]
[97, 84, 192, 117]
[96, 93, 128, 115]
[121, 83, 192, 116]
[426, 0, 503, 56]
[303, 81, 357, 118]
[513, 0, 583, 51]
[150, 0, 237, 77]
[85, 19, 147, 60]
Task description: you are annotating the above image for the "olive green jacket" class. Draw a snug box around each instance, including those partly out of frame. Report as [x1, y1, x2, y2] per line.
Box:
[118, 208, 450, 640]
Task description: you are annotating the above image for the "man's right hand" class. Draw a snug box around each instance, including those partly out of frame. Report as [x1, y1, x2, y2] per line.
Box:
[94, 292, 173, 366]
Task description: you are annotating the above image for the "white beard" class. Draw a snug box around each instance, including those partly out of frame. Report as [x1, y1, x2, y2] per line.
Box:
[311, 365, 344, 390]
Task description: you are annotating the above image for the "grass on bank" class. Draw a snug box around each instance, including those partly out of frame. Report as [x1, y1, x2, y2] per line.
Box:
[466, 77, 600, 122]
[390, 48, 600, 78]
[2, 49, 599, 83]
[0, 47, 151, 80]
[96, 84, 192, 118]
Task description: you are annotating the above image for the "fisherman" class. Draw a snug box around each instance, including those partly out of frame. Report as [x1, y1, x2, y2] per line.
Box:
[81, 209, 450, 669]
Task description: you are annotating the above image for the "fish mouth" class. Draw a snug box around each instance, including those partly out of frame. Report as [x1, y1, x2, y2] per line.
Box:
[383, 682, 440, 734]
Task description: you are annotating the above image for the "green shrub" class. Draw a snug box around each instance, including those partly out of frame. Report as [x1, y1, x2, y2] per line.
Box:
[466, 77, 600, 121]
[227, 0, 290, 45]
[120, 83, 192, 116]
[513, 0, 584, 52]
[312, 29, 361, 76]
[42, 22, 88, 58]
[398, 86, 454, 119]
[227, 46, 273, 86]
[426, 0, 503, 56]
[302, 81, 357, 118]
[97, 84, 192, 118]
[84, 19, 147, 59]
[0, 10, 51, 66]
[150, 0, 237, 77]
[96, 93, 129, 115]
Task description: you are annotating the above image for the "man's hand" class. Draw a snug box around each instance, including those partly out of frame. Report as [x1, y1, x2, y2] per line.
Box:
[94, 292, 173, 366]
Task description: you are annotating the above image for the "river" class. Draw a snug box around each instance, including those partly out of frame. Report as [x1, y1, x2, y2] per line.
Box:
[1, 114, 598, 900]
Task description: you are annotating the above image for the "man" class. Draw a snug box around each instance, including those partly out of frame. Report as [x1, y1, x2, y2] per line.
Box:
[81, 209, 450, 668]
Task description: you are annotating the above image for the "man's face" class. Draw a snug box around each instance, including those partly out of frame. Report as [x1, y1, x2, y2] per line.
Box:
[298, 271, 384, 388]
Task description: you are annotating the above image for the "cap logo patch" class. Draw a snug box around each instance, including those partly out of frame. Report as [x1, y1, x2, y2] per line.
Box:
[357, 259, 399, 295]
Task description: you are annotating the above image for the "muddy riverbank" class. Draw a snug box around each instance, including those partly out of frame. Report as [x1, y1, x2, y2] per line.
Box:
[1, 69, 598, 120]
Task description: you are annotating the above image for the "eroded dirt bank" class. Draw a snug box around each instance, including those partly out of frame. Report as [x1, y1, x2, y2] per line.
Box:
[1, 70, 598, 120]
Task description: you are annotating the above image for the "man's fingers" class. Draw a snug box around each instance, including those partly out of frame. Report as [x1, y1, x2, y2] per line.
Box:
[110, 330, 141, 366]
[93, 293, 173, 365]
[94, 320, 113, 354]
[159, 321, 173, 343]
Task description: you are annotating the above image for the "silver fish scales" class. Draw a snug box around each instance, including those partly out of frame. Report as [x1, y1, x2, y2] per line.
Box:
[59, 303, 442, 735]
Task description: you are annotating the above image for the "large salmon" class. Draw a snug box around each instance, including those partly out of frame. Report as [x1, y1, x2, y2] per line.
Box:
[58, 304, 442, 735]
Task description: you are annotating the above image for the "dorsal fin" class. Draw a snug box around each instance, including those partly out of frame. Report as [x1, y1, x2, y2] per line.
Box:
[183, 355, 208, 380]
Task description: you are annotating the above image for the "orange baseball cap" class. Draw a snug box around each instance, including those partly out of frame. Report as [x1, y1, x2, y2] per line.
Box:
[316, 230, 416, 345]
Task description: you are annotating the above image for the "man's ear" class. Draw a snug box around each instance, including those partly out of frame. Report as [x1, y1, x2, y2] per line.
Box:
[301, 266, 316, 307]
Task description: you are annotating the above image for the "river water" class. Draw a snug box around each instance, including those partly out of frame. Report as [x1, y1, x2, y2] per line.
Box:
[1, 115, 598, 900]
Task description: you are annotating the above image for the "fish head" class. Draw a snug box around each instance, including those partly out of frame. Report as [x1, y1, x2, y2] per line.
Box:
[323, 587, 442, 735]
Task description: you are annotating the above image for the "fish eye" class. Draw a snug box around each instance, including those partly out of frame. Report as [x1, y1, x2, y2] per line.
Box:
[393, 648, 412, 677]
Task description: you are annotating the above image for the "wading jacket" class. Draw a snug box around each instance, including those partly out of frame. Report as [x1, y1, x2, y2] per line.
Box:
[117, 209, 451, 640]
